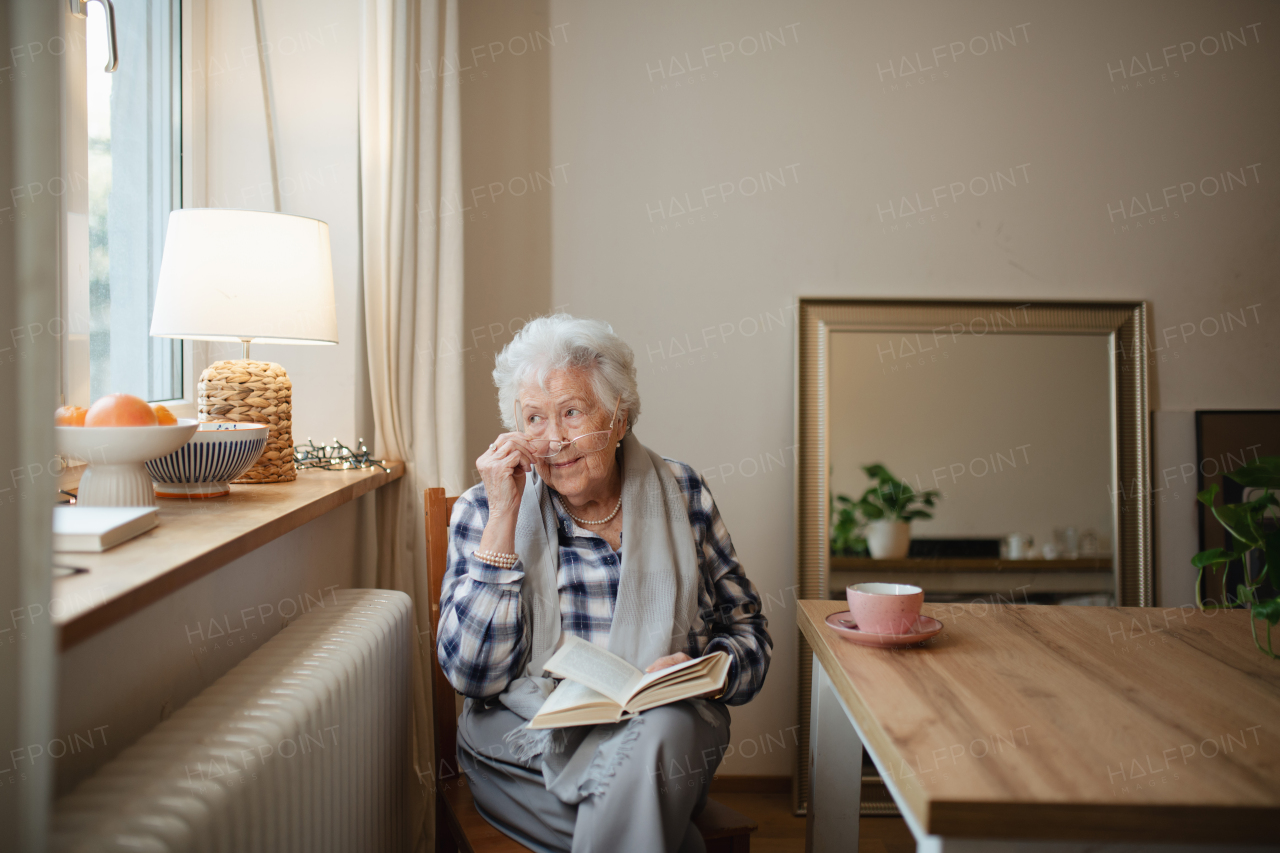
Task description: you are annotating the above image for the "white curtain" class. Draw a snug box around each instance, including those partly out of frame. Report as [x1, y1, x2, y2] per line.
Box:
[359, 0, 466, 848]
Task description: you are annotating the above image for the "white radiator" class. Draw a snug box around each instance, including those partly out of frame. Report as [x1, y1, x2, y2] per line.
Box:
[51, 589, 412, 853]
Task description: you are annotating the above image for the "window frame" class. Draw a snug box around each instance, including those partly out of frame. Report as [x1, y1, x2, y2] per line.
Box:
[178, 0, 214, 418]
[60, 0, 199, 416]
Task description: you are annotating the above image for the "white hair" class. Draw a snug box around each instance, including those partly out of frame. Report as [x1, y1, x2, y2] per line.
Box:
[493, 314, 641, 432]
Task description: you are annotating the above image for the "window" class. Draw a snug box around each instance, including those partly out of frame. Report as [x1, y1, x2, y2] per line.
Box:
[65, 0, 183, 406]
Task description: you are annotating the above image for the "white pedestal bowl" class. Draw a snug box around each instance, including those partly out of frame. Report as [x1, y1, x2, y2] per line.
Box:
[57, 419, 199, 507]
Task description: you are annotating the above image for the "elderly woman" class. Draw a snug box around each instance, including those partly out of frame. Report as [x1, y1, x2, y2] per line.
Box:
[437, 315, 772, 853]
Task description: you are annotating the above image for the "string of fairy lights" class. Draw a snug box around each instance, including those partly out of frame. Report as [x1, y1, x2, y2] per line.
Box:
[293, 438, 389, 472]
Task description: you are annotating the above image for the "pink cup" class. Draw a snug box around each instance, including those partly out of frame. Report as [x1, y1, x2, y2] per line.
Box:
[847, 583, 924, 634]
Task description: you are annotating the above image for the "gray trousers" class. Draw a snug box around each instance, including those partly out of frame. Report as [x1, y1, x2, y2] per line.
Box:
[457, 700, 732, 853]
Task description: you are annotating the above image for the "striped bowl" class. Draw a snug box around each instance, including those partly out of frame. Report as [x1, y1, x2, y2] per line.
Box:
[146, 422, 270, 498]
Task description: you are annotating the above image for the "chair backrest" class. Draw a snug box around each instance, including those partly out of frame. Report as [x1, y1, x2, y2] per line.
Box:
[425, 487, 460, 783]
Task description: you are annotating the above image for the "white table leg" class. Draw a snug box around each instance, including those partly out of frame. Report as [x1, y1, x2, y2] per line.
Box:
[806, 652, 864, 853]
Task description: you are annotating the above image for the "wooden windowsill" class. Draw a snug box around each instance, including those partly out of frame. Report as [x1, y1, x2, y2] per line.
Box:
[53, 462, 404, 650]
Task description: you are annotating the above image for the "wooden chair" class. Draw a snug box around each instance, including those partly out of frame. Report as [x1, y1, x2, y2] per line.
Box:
[425, 487, 757, 853]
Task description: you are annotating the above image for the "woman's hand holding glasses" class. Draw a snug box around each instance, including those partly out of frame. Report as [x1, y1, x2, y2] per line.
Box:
[477, 432, 537, 529]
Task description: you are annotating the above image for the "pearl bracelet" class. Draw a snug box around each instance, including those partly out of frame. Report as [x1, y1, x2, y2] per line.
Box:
[474, 549, 519, 569]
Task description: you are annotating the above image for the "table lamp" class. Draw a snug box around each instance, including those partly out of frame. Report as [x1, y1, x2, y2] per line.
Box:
[150, 209, 338, 483]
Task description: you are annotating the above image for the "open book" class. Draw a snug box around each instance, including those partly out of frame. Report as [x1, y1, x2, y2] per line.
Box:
[527, 634, 731, 729]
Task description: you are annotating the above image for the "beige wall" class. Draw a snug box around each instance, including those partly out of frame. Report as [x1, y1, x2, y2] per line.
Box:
[455, 0, 1280, 776]
[459, 1, 558, 477]
[829, 332, 1113, 552]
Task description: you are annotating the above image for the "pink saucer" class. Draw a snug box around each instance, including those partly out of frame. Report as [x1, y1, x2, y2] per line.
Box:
[824, 611, 944, 648]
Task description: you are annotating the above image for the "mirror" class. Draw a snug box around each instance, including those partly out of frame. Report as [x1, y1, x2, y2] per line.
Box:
[792, 299, 1152, 811]
[829, 330, 1113, 603]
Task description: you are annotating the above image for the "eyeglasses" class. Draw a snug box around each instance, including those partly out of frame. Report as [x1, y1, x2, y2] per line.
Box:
[517, 395, 622, 458]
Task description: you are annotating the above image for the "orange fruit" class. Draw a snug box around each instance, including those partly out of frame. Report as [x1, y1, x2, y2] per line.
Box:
[84, 393, 159, 427]
[55, 405, 88, 426]
[151, 403, 178, 426]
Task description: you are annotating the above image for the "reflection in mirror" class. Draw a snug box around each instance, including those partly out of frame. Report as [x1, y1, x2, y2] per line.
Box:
[828, 331, 1115, 605]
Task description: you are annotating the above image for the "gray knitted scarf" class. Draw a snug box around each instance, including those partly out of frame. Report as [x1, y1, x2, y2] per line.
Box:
[495, 431, 706, 804]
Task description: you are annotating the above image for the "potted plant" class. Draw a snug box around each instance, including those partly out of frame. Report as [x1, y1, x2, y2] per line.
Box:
[1192, 456, 1279, 658]
[846, 463, 940, 559]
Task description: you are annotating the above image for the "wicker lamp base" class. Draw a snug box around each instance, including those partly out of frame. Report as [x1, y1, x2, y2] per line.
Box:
[198, 359, 295, 483]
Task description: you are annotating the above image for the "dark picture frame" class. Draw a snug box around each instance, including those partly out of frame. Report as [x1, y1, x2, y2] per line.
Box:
[1194, 410, 1280, 604]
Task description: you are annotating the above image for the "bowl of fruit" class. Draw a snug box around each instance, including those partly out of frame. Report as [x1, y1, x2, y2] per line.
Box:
[56, 394, 198, 507]
[145, 421, 269, 498]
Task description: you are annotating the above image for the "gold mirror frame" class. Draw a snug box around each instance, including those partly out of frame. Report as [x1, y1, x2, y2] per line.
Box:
[793, 298, 1152, 812]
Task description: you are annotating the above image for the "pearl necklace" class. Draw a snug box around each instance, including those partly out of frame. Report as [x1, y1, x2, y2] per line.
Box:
[562, 493, 622, 526]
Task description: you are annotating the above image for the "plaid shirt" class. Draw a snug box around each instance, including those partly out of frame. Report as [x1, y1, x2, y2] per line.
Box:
[437, 458, 772, 706]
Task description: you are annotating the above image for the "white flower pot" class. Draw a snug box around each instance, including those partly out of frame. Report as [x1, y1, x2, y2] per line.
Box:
[866, 520, 911, 559]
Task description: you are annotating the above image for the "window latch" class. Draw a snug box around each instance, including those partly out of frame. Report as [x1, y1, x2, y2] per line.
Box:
[69, 0, 118, 73]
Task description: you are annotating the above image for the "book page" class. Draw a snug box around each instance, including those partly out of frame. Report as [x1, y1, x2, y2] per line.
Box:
[528, 678, 631, 729]
[634, 650, 726, 691]
[543, 635, 644, 705]
[537, 679, 614, 716]
[626, 653, 730, 713]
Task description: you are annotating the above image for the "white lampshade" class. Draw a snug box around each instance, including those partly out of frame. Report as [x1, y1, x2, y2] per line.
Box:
[150, 208, 338, 345]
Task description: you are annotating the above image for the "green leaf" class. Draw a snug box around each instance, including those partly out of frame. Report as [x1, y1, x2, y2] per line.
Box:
[1242, 490, 1277, 516]
[853, 463, 942, 522]
[1197, 484, 1219, 507]
[1226, 456, 1280, 489]
[1191, 547, 1234, 569]
[1251, 596, 1280, 627]
[1211, 503, 1261, 549]
[862, 463, 891, 482]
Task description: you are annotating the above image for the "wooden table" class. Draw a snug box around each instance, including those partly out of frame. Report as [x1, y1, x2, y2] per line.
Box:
[798, 599, 1280, 851]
